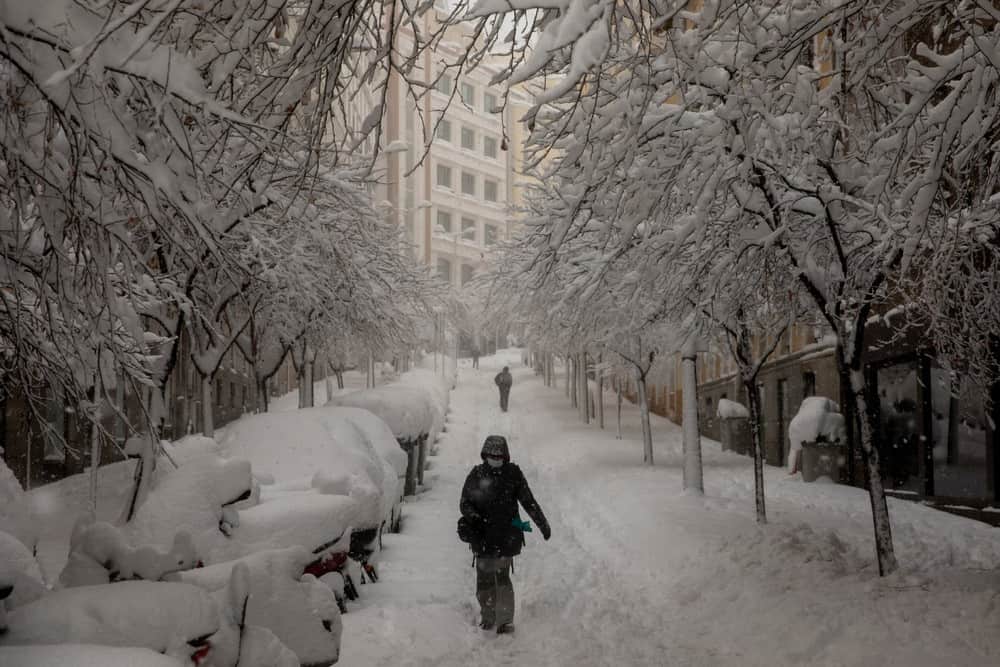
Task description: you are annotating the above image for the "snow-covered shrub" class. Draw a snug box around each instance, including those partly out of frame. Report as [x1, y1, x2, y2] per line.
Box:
[0, 644, 188, 667]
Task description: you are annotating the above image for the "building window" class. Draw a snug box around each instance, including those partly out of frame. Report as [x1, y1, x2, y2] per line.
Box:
[461, 264, 475, 286]
[484, 224, 498, 246]
[483, 179, 498, 202]
[230, 382, 237, 408]
[461, 171, 476, 196]
[436, 164, 452, 189]
[436, 118, 452, 142]
[483, 136, 497, 159]
[803, 371, 816, 398]
[436, 73, 452, 94]
[461, 126, 475, 150]
[437, 257, 452, 282]
[484, 91, 498, 113]
[461, 217, 476, 242]
[436, 210, 453, 233]
[460, 82, 475, 107]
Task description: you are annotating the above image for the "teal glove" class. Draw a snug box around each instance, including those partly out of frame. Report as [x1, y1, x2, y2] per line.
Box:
[512, 518, 532, 532]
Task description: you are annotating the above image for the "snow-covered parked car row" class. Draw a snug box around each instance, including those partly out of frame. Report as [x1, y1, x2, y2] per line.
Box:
[0, 370, 450, 666]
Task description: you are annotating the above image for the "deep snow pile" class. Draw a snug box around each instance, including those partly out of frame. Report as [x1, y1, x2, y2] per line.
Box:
[338, 349, 1000, 667]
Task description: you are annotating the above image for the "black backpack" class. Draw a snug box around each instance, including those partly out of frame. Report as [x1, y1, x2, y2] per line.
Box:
[456, 516, 483, 544]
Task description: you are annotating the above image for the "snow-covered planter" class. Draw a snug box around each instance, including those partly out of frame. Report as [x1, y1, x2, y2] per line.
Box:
[716, 399, 751, 455]
[168, 547, 341, 667]
[0, 580, 223, 666]
[788, 397, 847, 481]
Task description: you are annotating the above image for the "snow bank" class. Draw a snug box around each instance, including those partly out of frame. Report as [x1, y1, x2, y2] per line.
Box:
[170, 547, 341, 667]
[2, 581, 219, 658]
[0, 459, 37, 551]
[787, 396, 846, 472]
[0, 530, 46, 608]
[0, 644, 185, 667]
[716, 398, 749, 419]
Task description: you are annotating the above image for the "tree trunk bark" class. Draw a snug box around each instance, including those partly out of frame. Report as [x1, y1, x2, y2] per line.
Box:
[682, 353, 704, 494]
[336, 369, 344, 389]
[597, 353, 605, 429]
[256, 377, 269, 413]
[202, 376, 215, 438]
[325, 373, 334, 405]
[849, 366, 899, 575]
[304, 360, 315, 408]
[744, 376, 767, 523]
[637, 372, 653, 464]
[580, 352, 590, 424]
[564, 356, 570, 397]
[570, 355, 578, 407]
[617, 378, 623, 440]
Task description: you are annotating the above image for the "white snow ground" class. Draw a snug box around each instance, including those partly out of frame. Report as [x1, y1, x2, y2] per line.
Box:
[338, 350, 1000, 667]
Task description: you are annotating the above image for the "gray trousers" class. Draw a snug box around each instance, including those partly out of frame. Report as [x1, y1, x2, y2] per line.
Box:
[499, 387, 510, 411]
[476, 556, 514, 626]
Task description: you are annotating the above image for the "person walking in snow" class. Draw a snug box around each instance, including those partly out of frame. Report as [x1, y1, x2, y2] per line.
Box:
[494, 366, 512, 412]
[472, 346, 480, 369]
[459, 435, 551, 634]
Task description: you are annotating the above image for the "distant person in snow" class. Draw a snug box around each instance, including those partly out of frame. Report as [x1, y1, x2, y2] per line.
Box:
[458, 435, 551, 634]
[472, 346, 480, 369]
[494, 366, 512, 412]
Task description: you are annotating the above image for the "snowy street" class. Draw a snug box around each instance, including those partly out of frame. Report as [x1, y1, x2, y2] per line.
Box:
[340, 351, 1000, 667]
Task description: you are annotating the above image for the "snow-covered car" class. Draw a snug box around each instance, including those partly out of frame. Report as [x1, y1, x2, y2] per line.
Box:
[0, 644, 188, 667]
[0, 580, 222, 666]
[0, 460, 38, 552]
[219, 406, 405, 556]
[326, 383, 444, 497]
[0, 529, 46, 610]
[168, 547, 341, 666]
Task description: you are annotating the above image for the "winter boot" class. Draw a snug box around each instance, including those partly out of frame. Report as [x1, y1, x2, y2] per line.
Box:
[496, 623, 514, 635]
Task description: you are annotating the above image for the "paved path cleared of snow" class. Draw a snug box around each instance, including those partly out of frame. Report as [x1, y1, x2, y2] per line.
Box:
[340, 351, 1000, 667]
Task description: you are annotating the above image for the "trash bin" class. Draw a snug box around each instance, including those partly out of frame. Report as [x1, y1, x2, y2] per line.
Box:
[719, 417, 751, 456]
[800, 440, 844, 482]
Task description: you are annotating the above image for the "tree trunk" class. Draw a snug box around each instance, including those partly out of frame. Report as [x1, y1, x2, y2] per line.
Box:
[565, 356, 571, 397]
[202, 376, 215, 438]
[304, 360, 315, 408]
[616, 377, 623, 440]
[336, 369, 344, 389]
[256, 376, 269, 413]
[682, 353, 704, 494]
[849, 366, 899, 575]
[570, 355, 578, 407]
[580, 352, 590, 424]
[637, 371, 653, 464]
[325, 373, 334, 404]
[744, 376, 767, 523]
[597, 353, 605, 429]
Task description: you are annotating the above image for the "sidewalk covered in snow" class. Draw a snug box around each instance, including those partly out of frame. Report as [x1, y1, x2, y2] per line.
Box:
[339, 350, 1000, 667]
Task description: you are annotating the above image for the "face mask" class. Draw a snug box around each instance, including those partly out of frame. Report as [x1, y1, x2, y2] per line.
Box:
[487, 457, 504, 468]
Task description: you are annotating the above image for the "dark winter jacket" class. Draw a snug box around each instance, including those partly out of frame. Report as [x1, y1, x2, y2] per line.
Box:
[494, 369, 512, 391]
[460, 436, 550, 557]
